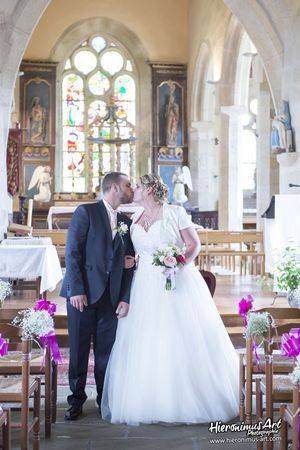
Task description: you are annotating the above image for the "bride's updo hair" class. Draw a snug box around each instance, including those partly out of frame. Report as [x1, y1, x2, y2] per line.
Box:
[140, 174, 168, 204]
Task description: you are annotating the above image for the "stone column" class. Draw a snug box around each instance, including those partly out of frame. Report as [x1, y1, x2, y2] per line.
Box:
[256, 84, 272, 230]
[220, 105, 246, 230]
[189, 121, 218, 211]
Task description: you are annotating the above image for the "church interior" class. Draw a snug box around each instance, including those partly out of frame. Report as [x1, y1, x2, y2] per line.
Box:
[1, 0, 300, 449]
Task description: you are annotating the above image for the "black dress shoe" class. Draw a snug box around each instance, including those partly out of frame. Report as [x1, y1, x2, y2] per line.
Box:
[64, 405, 83, 421]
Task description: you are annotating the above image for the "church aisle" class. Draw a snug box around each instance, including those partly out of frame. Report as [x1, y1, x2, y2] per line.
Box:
[30, 392, 263, 450]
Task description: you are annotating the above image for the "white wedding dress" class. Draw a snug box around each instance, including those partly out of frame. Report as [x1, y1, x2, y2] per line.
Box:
[101, 204, 239, 425]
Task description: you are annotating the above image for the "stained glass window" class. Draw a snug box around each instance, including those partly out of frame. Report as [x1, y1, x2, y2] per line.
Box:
[62, 35, 136, 193]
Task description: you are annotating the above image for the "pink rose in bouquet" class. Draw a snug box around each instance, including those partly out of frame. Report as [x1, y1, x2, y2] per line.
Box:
[164, 256, 177, 268]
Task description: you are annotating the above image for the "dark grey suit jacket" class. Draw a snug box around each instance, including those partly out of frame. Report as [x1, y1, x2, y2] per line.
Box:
[60, 200, 135, 306]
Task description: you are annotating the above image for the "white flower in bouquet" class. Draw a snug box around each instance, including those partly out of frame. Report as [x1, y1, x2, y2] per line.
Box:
[13, 309, 54, 339]
[290, 360, 300, 385]
[0, 280, 12, 308]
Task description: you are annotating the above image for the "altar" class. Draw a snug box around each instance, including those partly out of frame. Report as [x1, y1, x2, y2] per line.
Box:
[263, 194, 300, 273]
[0, 240, 63, 295]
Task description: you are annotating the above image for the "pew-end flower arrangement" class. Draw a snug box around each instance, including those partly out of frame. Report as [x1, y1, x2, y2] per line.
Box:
[12, 298, 62, 367]
[238, 294, 274, 338]
[0, 280, 12, 308]
[238, 294, 274, 367]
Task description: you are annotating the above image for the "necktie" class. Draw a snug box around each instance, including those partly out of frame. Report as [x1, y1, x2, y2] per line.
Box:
[109, 209, 118, 239]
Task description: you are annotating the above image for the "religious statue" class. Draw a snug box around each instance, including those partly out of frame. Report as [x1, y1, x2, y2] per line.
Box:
[165, 85, 179, 147]
[27, 96, 47, 144]
[271, 100, 293, 153]
[172, 166, 193, 204]
[27, 165, 52, 202]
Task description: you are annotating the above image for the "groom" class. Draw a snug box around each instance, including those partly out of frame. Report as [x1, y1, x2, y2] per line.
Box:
[60, 172, 135, 420]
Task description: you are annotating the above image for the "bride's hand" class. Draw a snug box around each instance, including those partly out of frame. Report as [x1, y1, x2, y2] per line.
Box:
[124, 255, 135, 269]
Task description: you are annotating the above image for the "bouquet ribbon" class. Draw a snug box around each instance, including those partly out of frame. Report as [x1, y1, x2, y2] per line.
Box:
[0, 334, 8, 358]
[162, 268, 177, 290]
[40, 329, 62, 369]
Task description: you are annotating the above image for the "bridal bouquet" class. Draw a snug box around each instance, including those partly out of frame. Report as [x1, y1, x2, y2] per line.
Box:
[12, 298, 61, 367]
[152, 244, 185, 290]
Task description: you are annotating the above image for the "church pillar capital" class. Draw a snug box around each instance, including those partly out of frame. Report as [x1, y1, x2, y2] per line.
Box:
[221, 105, 247, 117]
[190, 121, 214, 140]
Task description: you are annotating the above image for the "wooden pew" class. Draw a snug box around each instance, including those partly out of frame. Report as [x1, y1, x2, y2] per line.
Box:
[0, 409, 11, 450]
[32, 230, 68, 265]
[196, 230, 265, 275]
[0, 324, 40, 450]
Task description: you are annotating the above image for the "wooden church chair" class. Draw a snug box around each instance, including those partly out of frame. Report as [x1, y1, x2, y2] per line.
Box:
[280, 385, 300, 450]
[239, 307, 300, 424]
[199, 269, 216, 297]
[255, 322, 300, 450]
[0, 308, 57, 437]
[0, 408, 11, 450]
[0, 324, 40, 450]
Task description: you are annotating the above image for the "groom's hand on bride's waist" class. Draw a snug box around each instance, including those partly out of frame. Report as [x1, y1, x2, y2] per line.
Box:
[70, 294, 88, 312]
[124, 255, 135, 269]
[116, 301, 129, 319]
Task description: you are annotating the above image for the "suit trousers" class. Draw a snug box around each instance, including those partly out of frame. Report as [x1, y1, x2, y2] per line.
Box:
[67, 286, 118, 408]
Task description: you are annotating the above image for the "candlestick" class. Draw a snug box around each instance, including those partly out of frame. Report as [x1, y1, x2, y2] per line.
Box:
[27, 199, 33, 227]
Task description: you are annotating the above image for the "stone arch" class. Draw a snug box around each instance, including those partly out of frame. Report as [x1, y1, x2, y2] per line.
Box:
[223, 0, 283, 108]
[0, 0, 51, 236]
[190, 41, 211, 122]
[189, 41, 218, 210]
[50, 16, 151, 185]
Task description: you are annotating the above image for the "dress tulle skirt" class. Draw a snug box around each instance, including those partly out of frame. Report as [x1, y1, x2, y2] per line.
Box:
[101, 257, 239, 425]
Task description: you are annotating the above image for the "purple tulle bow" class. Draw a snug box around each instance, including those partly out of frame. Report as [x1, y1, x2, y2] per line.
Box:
[40, 330, 62, 369]
[281, 328, 300, 359]
[238, 294, 255, 325]
[34, 298, 56, 316]
[0, 334, 8, 358]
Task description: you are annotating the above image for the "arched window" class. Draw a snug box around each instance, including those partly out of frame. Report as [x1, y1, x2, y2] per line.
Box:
[61, 35, 136, 192]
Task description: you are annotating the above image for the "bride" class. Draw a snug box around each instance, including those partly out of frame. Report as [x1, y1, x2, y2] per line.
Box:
[101, 174, 239, 425]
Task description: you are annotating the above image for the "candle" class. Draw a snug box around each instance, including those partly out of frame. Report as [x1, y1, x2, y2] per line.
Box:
[27, 199, 33, 227]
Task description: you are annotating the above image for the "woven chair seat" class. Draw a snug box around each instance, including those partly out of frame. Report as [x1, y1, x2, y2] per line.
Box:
[259, 374, 293, 393]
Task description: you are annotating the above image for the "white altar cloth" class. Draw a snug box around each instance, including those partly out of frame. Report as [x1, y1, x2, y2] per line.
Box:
[0, 244, 63, 293]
